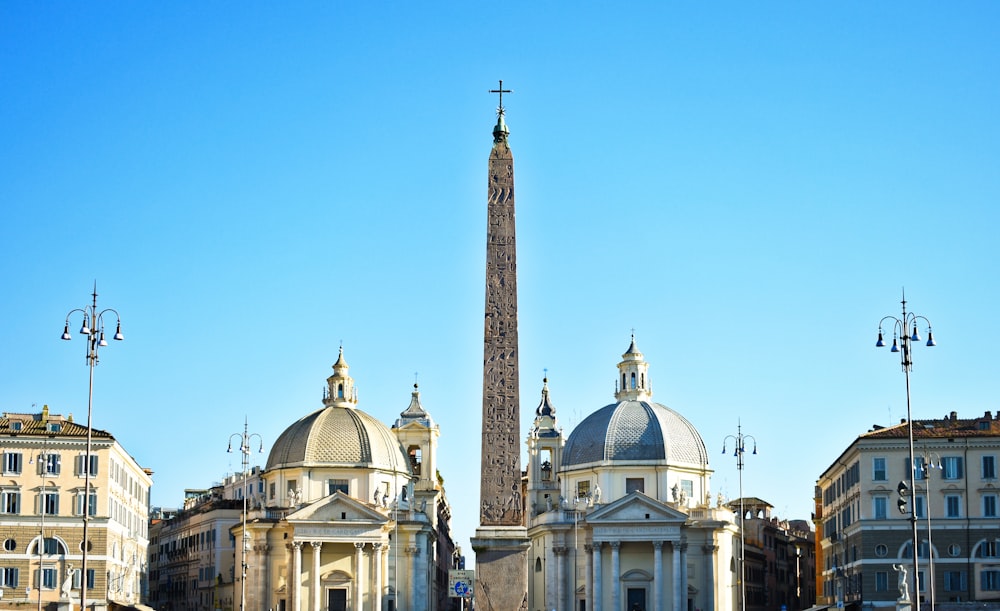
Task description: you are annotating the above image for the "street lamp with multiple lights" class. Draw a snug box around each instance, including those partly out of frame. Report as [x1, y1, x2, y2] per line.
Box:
[876, 291, 935, 610]
[61, 285, 124, 610]
[723, 422, 757, 611]
[227, 419, 263, 611]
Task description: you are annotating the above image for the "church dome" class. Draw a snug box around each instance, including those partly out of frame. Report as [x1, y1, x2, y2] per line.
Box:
[265, 405, 410, 471]
[265, 349, 410, 473]
[561, 337, 709, 468]
[562, 399, 709, 467]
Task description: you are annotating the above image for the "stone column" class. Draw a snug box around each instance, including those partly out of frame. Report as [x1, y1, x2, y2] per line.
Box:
[610, 542, 621, 611]
[407, 543, 420, 611]
[292, 542, 303, 611]
[584, 544, 594, 611]
[311, 542, 323, 611]
[593, 542, 603, 611]
[672, 542, 682, 611]
[679, 541, 689, 611]
[354, 543, 364, 611]
[372, 543, 383, 611]
[653, 541, 663, 611]
[703, 544, 717, 611]
[554, 547, 568, 611]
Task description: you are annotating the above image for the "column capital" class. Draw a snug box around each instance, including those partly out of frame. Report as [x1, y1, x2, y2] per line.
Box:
[584, 544, 594, 553]
[372, 542, 384, 552]
[703, 544, 718, 553]
[311, 541, 323, 550]
[553, 546, 569, 556]
[609, 541, 621, 550]
[592, 541, 603, 551]
[354, 542, 366, 551]
[653, 541, 664, 551]
[405, 546, 420, 555]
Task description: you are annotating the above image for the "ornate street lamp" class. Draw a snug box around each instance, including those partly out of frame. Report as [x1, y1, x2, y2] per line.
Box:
[61, 284, 124, 610]
[227, 418, 263, 611]
[723, 421, 757, 611]
[876, 291, 935, 610]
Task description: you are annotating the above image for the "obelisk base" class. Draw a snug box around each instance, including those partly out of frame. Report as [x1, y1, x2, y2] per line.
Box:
[471, 526, 530, 611]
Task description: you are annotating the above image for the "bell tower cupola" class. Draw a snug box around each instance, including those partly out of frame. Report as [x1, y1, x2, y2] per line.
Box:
[323, 346, 358, 408]
[615, 334, 652, 402]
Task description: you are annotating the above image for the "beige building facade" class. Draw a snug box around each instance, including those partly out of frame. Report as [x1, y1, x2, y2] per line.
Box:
[0, 405, 152, 611]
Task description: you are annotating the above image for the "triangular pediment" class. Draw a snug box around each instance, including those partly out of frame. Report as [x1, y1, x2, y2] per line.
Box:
[287, 491, 389, 525]
[587, 492, 686, 542]
[588, 491, 687, 524]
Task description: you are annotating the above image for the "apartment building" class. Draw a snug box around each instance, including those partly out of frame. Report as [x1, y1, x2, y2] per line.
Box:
[815, 411, 1000, 610]
[0, 406, 152, 611]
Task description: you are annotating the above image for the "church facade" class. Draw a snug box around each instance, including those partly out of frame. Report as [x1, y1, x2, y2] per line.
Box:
[231, 349, 457, 611]
[525, 338, 740, 611]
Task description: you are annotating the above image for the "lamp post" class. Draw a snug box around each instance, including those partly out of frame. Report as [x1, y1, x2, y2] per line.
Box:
[920, 451, 942, 611]
[723, 421, 757, 611]
[227, 418, 263, 611]
[35, 434, 54, 611]
[876, 291, 935, 611]
[61, 284, 124, 610]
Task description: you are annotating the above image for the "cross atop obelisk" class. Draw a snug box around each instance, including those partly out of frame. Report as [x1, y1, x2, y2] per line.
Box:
[471, 81, 530, 611]
[489, 79, 512, 114]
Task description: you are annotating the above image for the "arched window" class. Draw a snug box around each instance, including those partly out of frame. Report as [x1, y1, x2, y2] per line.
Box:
[535, 557, 542, 572]
[337, 383, 344, 398]
[408, 446, 422, 475]
[631, 372, 637, 389]
[622, 373, 626, 389]
[640, 373, 645, 388]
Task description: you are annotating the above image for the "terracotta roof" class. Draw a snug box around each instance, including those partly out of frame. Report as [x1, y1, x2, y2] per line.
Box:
[861, 414, 1000, 439]
[0, 411, 113, 439]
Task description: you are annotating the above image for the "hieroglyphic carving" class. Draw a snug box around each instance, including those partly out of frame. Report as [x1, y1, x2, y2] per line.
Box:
[480, 128, 524, 527]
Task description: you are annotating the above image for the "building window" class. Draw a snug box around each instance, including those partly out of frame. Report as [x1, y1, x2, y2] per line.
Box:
[71, 568, 95, 589]
[981, 570, 1000, 591]
[945, 494, 962, 518]
[914, 456, 927, 480]
[875, 571, 889, 592]
[625, 478, 644, 494]
[873, 457, 887, 481]
[37, 538, 60, 555]
[269, 483, 276, 500]
[74, 491, 97, 516]
[576, 480, 590, 499]
[3, 452, 22, 475]
[984, 456, 997, 480]
[944, 571, 967, 591]
[0, 566, 18, 586]
[914, 495, 926, 519]
[681, 479, 694, 499]
[327, 480, 348, 495]
[2, 539, 16, 552]
[75, 455, 98, 477]
[41, 491, 59, 516]
[40, 453, 60, 476]
[948, 544, 961, 557]
[40, 567, 57, 589]
[873, 497, 888, 520]
[977, 541, 998, 558]
[984, 494, 998, 518]
[942, 457, 964, 480]
[875, 544, 888, 558]
[0, 490, 20, 514]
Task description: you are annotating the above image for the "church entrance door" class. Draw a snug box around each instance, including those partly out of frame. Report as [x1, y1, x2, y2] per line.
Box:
[328, 588, 347, 611]
[626, 587, 646, 611]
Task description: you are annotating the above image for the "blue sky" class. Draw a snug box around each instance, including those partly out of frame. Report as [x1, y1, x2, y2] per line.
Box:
[2, 3, 998, 554]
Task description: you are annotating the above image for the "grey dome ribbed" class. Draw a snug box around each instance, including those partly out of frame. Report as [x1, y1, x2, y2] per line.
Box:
[266, 406, 409, 472]
[562, 400, 708, 467]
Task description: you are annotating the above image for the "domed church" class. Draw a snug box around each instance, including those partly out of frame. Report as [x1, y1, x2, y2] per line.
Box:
[234, 348, 456, 611]
[526, 337, 739, 611]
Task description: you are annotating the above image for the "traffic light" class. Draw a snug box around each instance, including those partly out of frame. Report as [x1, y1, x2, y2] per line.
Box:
[897, 480, 909, 514]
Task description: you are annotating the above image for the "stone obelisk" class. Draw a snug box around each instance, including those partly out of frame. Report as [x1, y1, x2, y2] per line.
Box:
[471, 81, 530, 611]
